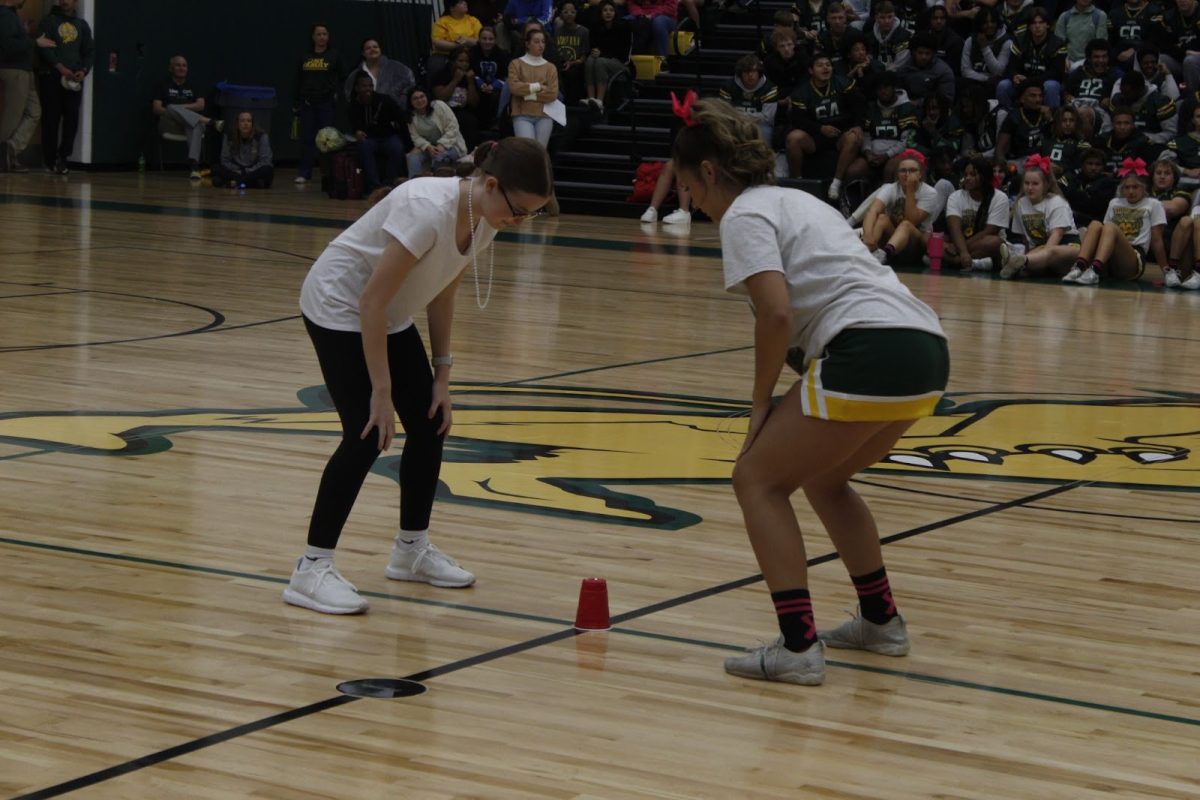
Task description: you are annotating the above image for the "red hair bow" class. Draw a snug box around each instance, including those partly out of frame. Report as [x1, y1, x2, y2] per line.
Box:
[897, 148, 926, 167]
[671, 90, 699, 127]
[1023, 154, 1053, 174]
[1118, 156, 1148, 177]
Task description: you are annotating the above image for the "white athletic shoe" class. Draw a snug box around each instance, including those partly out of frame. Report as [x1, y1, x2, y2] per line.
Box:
[1163, 267, 1182, 288]
[818, 613, 910, 656]
[662, 208, 692, 225]
[1076, 266, 1100, 285]
[293, 175, 308, 185]
[1062, 265, 1083, 283]
[282, 558, 369, 614]
[386, 541, 475, 588]
[640, 206, 658, 223]
[1182, 271, 1200, 289]
[724, 638, 825, 685]
[998, 242, 1024, 279]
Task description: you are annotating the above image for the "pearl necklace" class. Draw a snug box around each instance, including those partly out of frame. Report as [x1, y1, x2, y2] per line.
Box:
[466, 177, 494, 310]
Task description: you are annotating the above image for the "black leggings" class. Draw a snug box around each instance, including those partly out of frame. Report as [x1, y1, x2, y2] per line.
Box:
[304, 316, 445, 549]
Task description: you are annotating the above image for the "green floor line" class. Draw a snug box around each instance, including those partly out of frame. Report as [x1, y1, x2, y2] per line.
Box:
[0, 193, 724, 259]
[612, 628, 1200, 729]
[0, 534, 568, 626]
[3, 532, 1196, 730]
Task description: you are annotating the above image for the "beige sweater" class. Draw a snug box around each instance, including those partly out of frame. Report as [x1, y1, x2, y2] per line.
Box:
[507, 55, 558, 118]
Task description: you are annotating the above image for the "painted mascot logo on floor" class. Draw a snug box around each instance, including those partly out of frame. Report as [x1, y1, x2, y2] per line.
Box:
[0, 386, 1194, 529]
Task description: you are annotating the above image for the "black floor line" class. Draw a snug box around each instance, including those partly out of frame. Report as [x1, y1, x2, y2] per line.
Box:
[9, 479, 1086, 799]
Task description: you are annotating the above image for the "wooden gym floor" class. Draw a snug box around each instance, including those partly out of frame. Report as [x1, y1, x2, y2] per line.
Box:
[0, 171, 1198, 799]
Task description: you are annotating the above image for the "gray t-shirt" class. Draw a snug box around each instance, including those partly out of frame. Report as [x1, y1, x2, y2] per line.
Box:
[300, 177, 496, 332]
[720, 185, 946, 362]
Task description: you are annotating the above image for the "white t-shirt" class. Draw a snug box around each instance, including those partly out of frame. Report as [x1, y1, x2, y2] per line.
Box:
[875, 181, 943, 233]
[946, 189, 1011, 238]
[1010, 194, 1076, 247]
[300, 178, 497, 333]
[720, 186, 946, 362]
[1103, 196, 1166, 250]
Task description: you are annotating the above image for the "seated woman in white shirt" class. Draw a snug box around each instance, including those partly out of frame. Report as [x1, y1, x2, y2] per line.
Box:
[861, 149, 944, 266]
[1063, 158, 1167, 285]
[944, 156, 1012, 272]
[999, 154, 1082, 278]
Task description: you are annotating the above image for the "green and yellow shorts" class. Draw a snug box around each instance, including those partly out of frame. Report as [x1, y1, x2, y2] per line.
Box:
[786, 328, 950, 422]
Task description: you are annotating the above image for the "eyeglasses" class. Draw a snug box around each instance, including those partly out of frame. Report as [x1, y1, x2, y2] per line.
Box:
[497, 183, 546, 220]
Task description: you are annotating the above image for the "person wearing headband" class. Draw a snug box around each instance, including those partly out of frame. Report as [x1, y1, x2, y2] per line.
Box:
[668, 91, 949, 686]
[1058, 156, 1166, 284]
[860, 148, 943, 266]
[999, 153, 1083, 278]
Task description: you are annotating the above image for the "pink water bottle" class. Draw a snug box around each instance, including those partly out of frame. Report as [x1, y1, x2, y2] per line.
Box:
[927, 232, 945, 271]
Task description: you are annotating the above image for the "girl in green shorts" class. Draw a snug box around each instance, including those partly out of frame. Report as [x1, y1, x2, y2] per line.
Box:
[669, 92, 951, 685]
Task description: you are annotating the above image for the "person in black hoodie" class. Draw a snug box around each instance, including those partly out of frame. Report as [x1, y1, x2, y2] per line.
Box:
[36, 0, 92, 175]
[1059, 146, 1119, 226]
[349, 72, 408, 191]
[295, 23, 344, 185]
[583, 0, 631, 112]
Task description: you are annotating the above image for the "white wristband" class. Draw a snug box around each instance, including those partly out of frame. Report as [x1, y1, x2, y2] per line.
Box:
[431, 354, 453, 367]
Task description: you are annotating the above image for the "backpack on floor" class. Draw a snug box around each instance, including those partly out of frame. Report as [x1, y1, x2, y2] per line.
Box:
[328, 150, 365, 200]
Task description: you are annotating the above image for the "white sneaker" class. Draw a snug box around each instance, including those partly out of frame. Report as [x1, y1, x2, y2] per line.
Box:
[872, 248, 888, 264]
[818, 613, 910, 656]
[1076, 266, 1100, 285]
[724, 637, 825, 685]
[293, 176, 308, 185]
[640, 206, 658, 223]
[1182, 271, 1200, 289]
[282, 558, 369, 614]
[998, 242, 1024, 279]
[1164, 267, 1182, 288]
[662, 208, 691, 225]
[386, 541, 475, 587]
[1062, 265, 1083, 283]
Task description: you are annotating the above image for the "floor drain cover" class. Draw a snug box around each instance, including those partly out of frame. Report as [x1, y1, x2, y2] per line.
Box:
[336, 678, 427, 699]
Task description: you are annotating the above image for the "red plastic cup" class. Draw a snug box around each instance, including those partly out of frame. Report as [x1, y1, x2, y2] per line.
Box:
[927, 232, 944, 271]
[574, 577, 612, 630]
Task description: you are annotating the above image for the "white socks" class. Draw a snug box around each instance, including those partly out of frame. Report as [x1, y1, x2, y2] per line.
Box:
[829, 178, 842, 191]
[394, 529, 429, 550]
[972, 257, 992, 271]
[303, 545, 336, 562]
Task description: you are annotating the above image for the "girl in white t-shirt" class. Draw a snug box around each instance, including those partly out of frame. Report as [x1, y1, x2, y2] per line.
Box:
[861, 148, 945, 266]
[671, 94, 950, 686]
[998, 155, 1081, 279]
[1066, 159, 1167, 284]
[287, 138, 553, 616]
[944, 156, 1011, 272]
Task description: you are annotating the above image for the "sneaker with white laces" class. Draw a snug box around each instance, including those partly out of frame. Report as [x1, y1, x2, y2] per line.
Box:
[386, 541, 475, 587]
[282, 557, 369, 614]
[1062, 265, 1083, 283]
[1164, 267, 1182, 288]
[640, 206, 658, 223]
[662, 208, 692, 225]
[1182, 271, 1200, 289]
[724, 638, 825, 685]
[818, 613, 910, 656]
[998, 242, 1024, 279]
[1076, 266, 1100, 285]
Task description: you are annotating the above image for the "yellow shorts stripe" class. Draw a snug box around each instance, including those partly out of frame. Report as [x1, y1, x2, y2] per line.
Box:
[820, 391, 944, 422]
